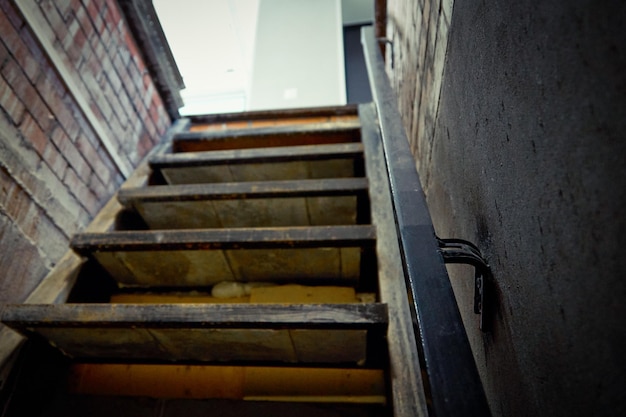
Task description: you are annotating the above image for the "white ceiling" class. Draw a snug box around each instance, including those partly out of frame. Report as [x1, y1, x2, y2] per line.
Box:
[153, 0, 259, 114]
[154, 0, 373, 115]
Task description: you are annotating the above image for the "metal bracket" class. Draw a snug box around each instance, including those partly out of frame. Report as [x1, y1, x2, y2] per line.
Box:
[437, 237, 491, 331]
[377, 38, 394, 69]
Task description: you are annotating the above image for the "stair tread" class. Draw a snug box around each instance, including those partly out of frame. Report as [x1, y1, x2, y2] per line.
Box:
[2, 303, 387, 364]
[172, 122, 361, 152]
[71, 225, 376, 252]
[150, 142, 364, 168]
[118, 178, 369, 203]
[1, 302, 388, 328]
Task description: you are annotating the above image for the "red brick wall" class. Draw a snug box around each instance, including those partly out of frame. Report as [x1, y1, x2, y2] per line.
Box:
[0, 0, 171, 304]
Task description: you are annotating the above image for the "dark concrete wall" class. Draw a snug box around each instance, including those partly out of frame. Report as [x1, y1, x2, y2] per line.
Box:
[387, 0, 626, 416]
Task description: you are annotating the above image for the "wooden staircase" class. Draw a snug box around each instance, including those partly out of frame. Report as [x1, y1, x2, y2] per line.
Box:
[0, 28, 494, 417]
[0, 104, 426, 416]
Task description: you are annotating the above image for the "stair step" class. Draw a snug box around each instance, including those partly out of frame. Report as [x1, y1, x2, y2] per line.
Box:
[1, 303, 387, 364]
[172, 122, 361, 152]
[117, 178, 369, 229]
[41, 396, 388, 417]
[66, 364, 385, 403]
[150, 143, 364, 184]
[70, 226, 377, 288]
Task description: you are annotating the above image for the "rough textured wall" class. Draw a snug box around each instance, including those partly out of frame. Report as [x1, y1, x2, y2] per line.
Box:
[0, 0, 170, 305]
[387, 0, 625, 416]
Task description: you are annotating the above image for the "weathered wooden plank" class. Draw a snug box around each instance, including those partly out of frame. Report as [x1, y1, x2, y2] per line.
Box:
[358, 102, 428, 417]
[172, 122, 361, 152]
[2, 303, 388, 329]
[150, 143, 364, 168]
[187, 104, 358, 124]
[161, 160, 360, 185]
[1, 303, 387, 364]
[66, 364, 385, 404]
[117, 179, 366, 229]
[71, 226, 375, 286]
[71, 225, 376, 252]
[46, 396, 388, 416]
[152, 143, 364, 184]
[90, 247, 364, 287]
[118, 178, 369, 203]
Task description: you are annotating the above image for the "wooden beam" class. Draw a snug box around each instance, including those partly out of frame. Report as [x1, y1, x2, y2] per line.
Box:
[150, 143, 364, 168]
[1, 304, 387, 364]
[172, 122, 362, 152]
[71, 225, 376, 253]
[1, 303, 388, 330]
[117, 178, 369, 204]
[187, 104, 359, 124]
[358, 102, 429, 417]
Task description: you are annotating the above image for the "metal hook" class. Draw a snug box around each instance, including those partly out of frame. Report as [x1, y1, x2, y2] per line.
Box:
[437, 237, 491, 331]
[377, 37, 394, 69]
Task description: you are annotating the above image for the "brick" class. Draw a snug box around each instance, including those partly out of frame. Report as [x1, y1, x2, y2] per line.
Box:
[54, 0, 73, 21]
[54, 133, 91, 179]
[55, 100, 81, 141]
[91, 155, 113, 188]
[0, 166, 16, 208]
[73, 110, 99, 147]
[0, 38, 8, 67]
[50, 125, 69, 153]
[0, 77, 25, 123]
[109, 1, 122, 25]
[17, 198, 40, 240]
[2, 58, 54, 132]
[62, 165, 81, 193]
[19, 113, 47, 156]
[63, 166, 97, 215]
[75, 3, 92, 37]
[122, 27, 140, 61]
[0, 8, 22, 52]
[2, 58, 34, 97]
[80, 42, 100, 76]
[5, 180, 29, 222]
[82, 186, 99, 216]
[100, 26, 111, 50]
[36, 68, 66, 110]
[84, 0, 99, 24]
[0, 0, 24, 30]
[67, 12, 80, 37]
[40, 0, 68, 41]
[92, 12, 105, 36]
[19, 26, 47, 67]
[13, 43, 40, 84]
[0, 215, 50, 303]
[116, 87, 135, 119]
[117, 38, 131, 66]
[74, 131, 96, 158]
[87, 170, 110, 201]
[101, 77, 125, 125]
[28, 94, 54, 132]
[43, 141, 68, 180]
[29, 207, 71, 257]
[104, 58, 122, 92]
[63, 18, 82, 62]
[132, 53, 146, 75]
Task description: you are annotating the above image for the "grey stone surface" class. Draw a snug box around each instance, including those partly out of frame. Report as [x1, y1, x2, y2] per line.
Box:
[390, 0, 626, 416]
